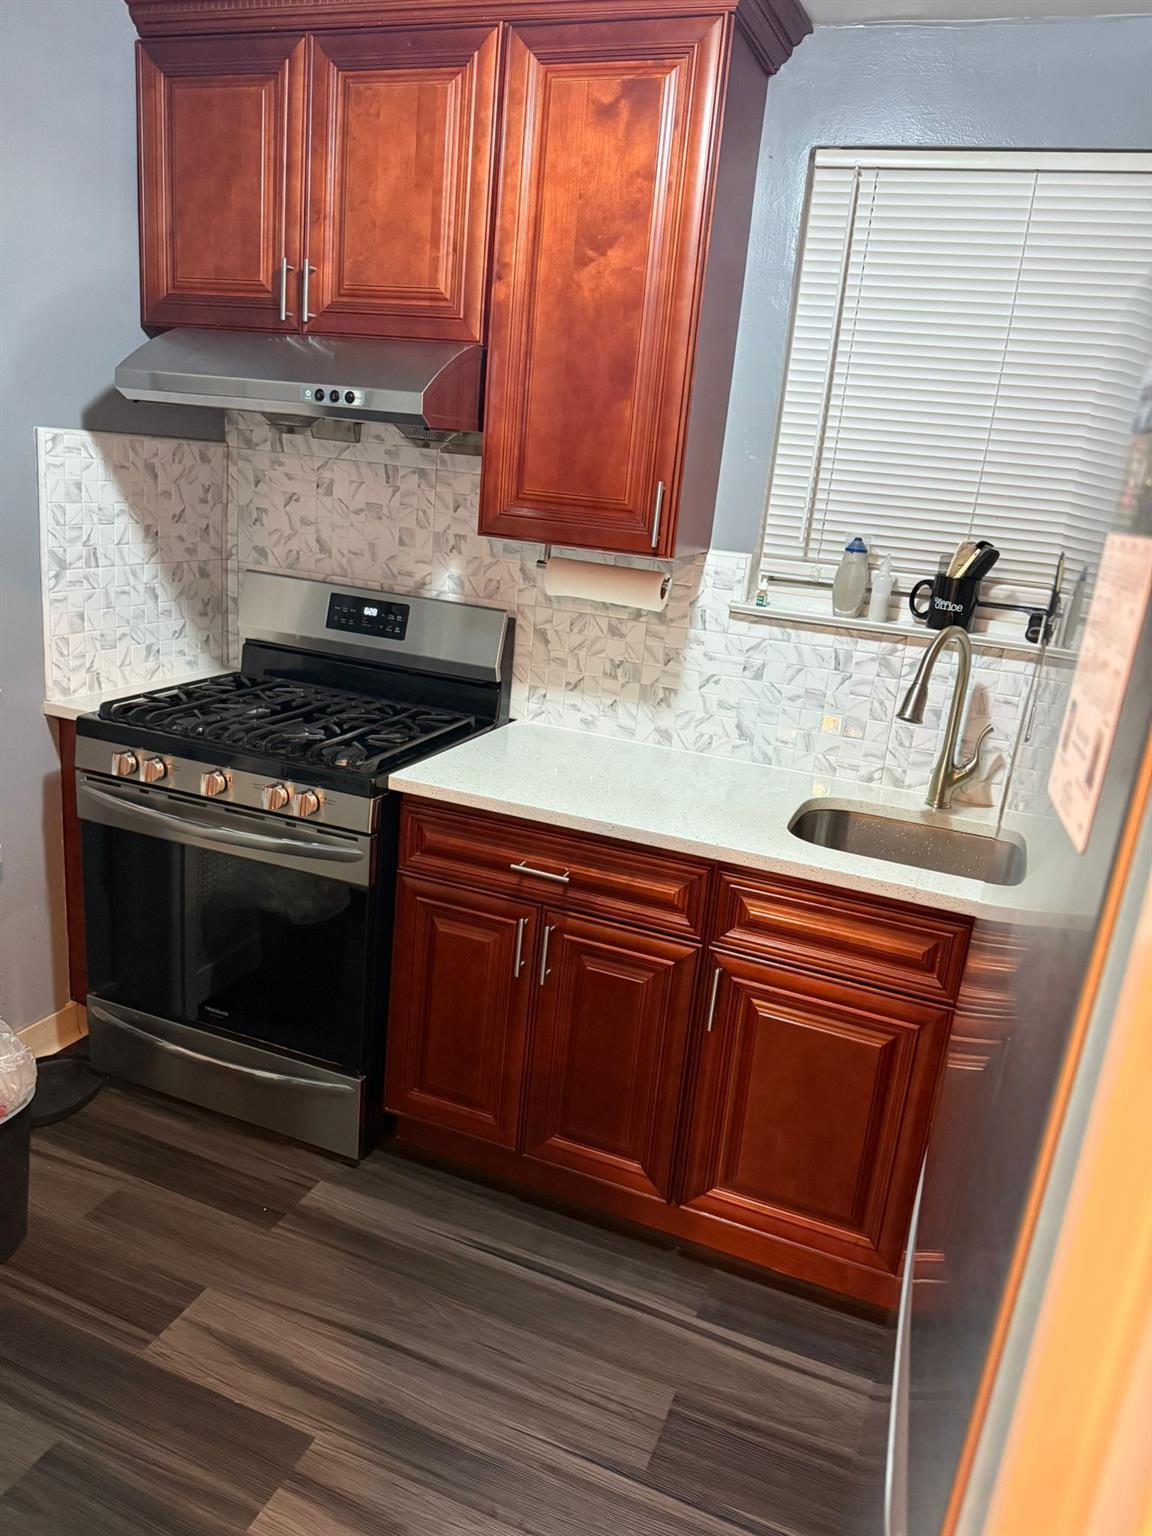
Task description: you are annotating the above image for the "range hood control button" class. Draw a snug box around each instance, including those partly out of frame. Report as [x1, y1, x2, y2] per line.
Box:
[111, 751, 138, 778]
[200, 770, 229, 798]
[261, 783, 291, 813]
[141, 757, 168, 784]
[294, 790, 321, 819]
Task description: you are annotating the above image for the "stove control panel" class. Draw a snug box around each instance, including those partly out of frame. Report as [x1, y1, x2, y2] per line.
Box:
[326, 592, 410, 642]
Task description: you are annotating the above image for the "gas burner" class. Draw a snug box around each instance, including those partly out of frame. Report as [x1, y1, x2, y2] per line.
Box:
[97, 670, 478, 783]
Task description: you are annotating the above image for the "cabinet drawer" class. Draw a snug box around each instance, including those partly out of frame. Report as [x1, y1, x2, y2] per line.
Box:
[400, 802, 709, 939]
[714, 869, 970, 1003]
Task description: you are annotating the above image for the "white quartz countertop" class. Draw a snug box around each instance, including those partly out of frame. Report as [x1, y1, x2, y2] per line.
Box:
[391, 721, 1068, 922]
[43, 667, 229, 722]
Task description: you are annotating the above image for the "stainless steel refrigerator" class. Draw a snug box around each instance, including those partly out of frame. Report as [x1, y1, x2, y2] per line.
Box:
[886, 370, 1152, 1535]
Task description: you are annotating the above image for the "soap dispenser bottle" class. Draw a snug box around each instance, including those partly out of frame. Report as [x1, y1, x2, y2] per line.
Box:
[867, 552, 895, 622]
[832, 536, 869, 618]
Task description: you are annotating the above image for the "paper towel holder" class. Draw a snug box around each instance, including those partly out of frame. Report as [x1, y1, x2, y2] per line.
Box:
[536, 543, 552, 569]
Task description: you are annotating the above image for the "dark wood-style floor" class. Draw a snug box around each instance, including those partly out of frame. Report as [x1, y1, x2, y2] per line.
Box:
[0, 1084, 892, 1536]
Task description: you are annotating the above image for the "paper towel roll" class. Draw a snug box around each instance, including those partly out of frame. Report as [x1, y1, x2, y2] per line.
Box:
[541, 558, 670, 612]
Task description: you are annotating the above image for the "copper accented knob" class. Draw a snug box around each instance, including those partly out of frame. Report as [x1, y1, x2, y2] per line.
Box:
[261, 782, 291, 813]
[111, 751, 138, 778]
[141, 757, 168, 784]
[200, 770, 229, 798]
[294, 790, 321, 819]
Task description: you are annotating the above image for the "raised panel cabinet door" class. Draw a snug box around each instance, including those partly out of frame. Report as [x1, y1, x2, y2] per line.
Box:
[306, 28, 499, 341]
[384, 876, 536, 1147]
[523, 913, 699, 1199]
[682, 955, 950, 1274]
[137, 35, 306, 330]
[479, 17, 727, 555]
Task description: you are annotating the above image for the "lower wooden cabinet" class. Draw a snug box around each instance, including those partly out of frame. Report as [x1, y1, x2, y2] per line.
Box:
[384, 876, 536, 1148]
[522, 912, 699, 1200]
[679, 953, 950, 1278]
[385, 801, 970, 1306]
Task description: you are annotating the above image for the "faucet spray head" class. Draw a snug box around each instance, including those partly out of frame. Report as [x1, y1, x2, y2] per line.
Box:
[897, 678, 929, 723]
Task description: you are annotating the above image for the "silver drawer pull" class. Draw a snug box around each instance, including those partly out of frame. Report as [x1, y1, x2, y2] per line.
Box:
[539, 924, 554, 986]
[705, 965, 723, 1032]
[513, 916, 527, 979]
[510, 860, 570, 885]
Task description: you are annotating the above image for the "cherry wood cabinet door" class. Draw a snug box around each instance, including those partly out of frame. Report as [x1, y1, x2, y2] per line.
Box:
[479, 16, 727, 555]
[522, 912, 699, 1199]
[137, 35, 306, 330]
[681, 954, 950, 1276]
[306, 28, 499, 341]
[385, 876, 537, 1148]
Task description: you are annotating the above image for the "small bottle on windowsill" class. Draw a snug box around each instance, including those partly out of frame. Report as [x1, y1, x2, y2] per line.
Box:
[755, 577, 769, 608]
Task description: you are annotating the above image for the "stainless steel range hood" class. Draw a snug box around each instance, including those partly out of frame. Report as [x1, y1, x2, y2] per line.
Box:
[115, 328, 483, 432]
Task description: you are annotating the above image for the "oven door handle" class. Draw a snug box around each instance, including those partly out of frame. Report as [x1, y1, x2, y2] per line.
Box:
[78, 780, 366, 864]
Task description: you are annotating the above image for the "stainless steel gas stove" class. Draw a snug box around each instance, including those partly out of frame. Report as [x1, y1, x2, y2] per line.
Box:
[76, 571, 513, 1157]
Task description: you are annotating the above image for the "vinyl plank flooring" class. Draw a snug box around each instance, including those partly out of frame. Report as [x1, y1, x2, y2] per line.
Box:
[0, 1085, 891, 1536]
[0, 1402, 56, 1500]
[36, 1087, 322, 1228]
[148, 1283, 673, 1472]
[0, 1207, 203, 1349]
[0, 1302, 312, 1534]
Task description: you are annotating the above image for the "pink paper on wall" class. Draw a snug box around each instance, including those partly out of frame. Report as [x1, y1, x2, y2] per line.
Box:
[1048, 532, 1152, 853]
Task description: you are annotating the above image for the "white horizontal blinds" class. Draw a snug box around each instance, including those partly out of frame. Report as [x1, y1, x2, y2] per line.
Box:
[761, 164, 863, 567]
[762, 152, 1152, 594]
[978, 172, 1152, 586]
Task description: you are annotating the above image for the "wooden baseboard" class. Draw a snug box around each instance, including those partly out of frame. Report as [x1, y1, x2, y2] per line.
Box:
[17, 1002, 88, 1059]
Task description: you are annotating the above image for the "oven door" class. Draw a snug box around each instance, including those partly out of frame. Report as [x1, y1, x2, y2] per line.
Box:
[78, 772, 377, 1076]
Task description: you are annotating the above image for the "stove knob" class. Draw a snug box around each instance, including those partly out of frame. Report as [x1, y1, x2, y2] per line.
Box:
[111, 751, 138, 778]
[141, 757, 168, 784]
[294, 790, 321, 819]
[200, 770, 229, 798]
[261, 782, 291, 813]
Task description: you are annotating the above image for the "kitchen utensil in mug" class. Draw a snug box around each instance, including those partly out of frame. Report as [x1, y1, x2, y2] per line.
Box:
[947, 540, 980, 577]
[909, 572, 982, 630]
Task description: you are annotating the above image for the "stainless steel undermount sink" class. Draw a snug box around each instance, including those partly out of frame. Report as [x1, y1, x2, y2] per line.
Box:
[788, 803, 1027, 887]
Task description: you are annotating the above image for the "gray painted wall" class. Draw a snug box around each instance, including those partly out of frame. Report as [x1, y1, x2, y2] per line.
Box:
[714, 15, 1152, 552]
[0, 0, 219, 1031]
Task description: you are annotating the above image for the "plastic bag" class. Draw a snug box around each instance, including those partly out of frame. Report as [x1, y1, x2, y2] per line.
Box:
[0, 1019, 36, 1124]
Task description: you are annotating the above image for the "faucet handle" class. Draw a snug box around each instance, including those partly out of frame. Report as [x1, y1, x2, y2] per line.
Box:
[959, 722, 995, 781]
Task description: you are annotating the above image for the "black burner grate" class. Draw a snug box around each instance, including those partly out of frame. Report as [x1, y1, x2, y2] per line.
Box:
[99, 674, 475, 777]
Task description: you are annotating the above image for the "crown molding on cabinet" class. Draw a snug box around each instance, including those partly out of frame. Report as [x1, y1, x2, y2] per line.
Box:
[123, 0, 812, 75]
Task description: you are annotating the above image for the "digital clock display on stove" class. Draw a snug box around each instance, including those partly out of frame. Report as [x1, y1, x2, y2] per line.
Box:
[326, 593, 409, 641]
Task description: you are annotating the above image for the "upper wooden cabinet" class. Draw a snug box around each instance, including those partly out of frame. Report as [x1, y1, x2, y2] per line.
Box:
[478, 17, 729, 555]
[305, 28, 499, 340]
[137, 34, 307, 331]
[137, 26, 499, 339]
[127, 0, 809, 550]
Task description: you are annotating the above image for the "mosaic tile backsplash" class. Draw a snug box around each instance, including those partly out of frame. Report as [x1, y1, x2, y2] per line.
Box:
[40, 414, 1067, 813]
[38, 428, 228, 697]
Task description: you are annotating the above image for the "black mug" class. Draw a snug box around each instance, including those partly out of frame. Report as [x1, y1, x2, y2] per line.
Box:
[909, 573, 980, 631]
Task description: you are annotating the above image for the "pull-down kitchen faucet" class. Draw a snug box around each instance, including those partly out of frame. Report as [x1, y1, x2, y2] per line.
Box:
[897, 625, 992, 811]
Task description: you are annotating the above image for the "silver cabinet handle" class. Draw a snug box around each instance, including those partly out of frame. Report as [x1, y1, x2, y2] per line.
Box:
[302, 262, 317, 323]
[538, 924, 554, 986]
[278, 255, 294, 322]
[650, 480, 666, 550]
[705, 965, 723, 1032]
[510, 860, 570, 885]
[513, 916, 527, 979]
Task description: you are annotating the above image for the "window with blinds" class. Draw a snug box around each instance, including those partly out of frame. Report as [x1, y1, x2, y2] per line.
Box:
[757, 150, 1152, 600]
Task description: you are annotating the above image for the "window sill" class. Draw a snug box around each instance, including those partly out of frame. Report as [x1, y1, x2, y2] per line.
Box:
[728, 602, 1077, 664]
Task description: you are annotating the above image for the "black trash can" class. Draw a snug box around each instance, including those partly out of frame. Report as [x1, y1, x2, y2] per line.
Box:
[0, 1105, 31, 1263]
